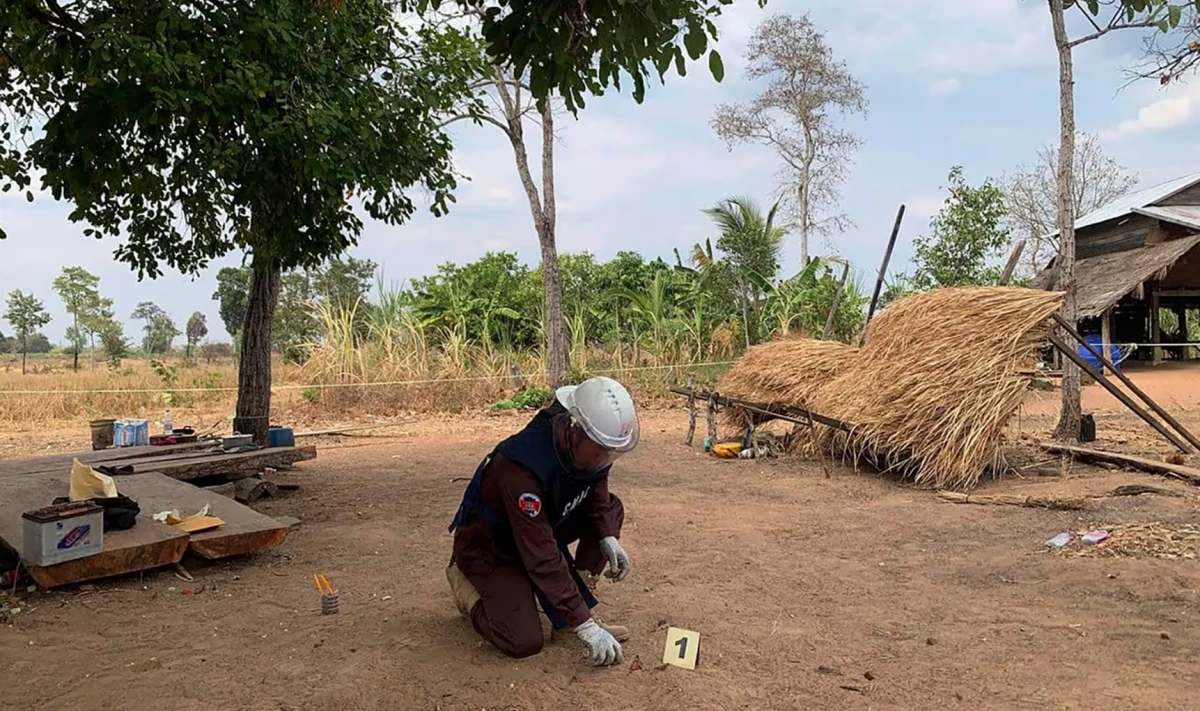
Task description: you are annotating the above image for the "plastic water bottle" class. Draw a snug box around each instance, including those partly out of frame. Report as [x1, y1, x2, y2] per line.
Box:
[163, 409, 173, 434]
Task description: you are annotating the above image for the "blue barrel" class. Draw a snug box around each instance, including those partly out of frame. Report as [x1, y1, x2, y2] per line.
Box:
[268, 426, 295, 448]
[1078, 335, 1120, 371]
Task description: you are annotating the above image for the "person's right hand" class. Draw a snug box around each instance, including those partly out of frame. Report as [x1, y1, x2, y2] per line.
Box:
[574, 619, 623, 666]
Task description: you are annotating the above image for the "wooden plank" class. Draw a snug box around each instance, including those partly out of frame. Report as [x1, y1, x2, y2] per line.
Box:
[0, 472, 188, 588]
[111, 472, 290, 560]
[1101, 307, 1112, 376]
[0, 441, 217, 478]
[147, 446, 317, 481]
[1040, 444, 1200, 485]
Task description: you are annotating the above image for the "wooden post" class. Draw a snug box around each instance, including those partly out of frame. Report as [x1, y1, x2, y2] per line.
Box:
[865, 205, 906, 328]
[1048, 334, 1191, 453]
[1151, 285, 1163, 365]
[822, 263, 851, 340]
[684, 375, 697, 446]
[997, 239, 1026, 286]
[1100, 307, 1112, 376]
[1053, 313, 1200, 452]
[706, 392, 717, 447]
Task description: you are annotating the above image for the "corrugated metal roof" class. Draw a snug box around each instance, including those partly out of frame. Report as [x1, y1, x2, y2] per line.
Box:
[1044, 171, 1200, 238]
[1133, 205, 1200, 232]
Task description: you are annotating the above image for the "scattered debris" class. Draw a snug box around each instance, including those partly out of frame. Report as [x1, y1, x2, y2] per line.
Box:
[840, 685, 864, 693]
[937, 492, 1089, 511]
[1046, 532, 1072, 548]
[864, 671, 875, 681]
[1161, 631, 1171, 640]
[817, 665, 843, 676]
[173, 563, 194, 582]
[1071, 523, 1200, 559]
[1104, 484, 1182, 498]
[1081, 530, 1110, 546]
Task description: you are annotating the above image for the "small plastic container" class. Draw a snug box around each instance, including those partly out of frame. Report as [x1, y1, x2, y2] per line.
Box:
[268, 426, 295, 448]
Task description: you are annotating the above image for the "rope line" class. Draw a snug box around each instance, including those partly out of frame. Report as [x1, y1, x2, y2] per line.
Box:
[0, 360, 739, 396]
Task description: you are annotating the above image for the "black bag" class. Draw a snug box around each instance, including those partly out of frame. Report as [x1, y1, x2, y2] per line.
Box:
[52, 494, 140, 531]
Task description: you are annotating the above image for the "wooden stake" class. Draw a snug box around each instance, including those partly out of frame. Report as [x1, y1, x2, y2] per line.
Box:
[684, 375, 697, 447]
[822, 263, 851, 340]
[865, 205, 906, 329]
[997, 240, 1026, 286]
[706, 392, 717, 446]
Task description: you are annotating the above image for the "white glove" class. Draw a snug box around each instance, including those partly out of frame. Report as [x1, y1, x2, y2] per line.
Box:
[599, 536, 631, 582]
[575, 619, 623, 666]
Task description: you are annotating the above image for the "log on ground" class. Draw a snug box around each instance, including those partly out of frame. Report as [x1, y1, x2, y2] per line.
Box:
[1041, 444, 1200, 486]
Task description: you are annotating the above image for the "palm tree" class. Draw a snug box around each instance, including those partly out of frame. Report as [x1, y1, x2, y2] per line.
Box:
[701, 196, 786, 346]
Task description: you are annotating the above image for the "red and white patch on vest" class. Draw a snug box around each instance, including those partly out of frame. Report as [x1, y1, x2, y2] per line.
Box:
[517, 492, 542, 518]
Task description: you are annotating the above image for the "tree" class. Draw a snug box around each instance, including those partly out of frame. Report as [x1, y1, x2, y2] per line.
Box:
[908, 166, 1012, 290]
[1005, 133, 1138, 276]
[99, 322, 131, 366]
[712, 13, 867, 267]
[131, 302, 178, 356]
[212, 266, 252, 341]
[701, 196, 785, 345]
[186, 312, 209, 358]
[3, 290, 51, 374]
[402, 0, 748, 113]
[1, 2, 481, 443]
[1044, 0, 1185, 442]
[51, 266, 102, 372]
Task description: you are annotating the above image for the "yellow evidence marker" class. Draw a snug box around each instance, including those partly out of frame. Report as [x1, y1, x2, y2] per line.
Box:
[662, 627, 701, 670]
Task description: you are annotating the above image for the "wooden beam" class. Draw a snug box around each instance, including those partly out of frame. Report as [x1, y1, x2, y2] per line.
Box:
[1048, 334, 1191, 453]
[822, 262, 851, 339]
[670, 387, 856, 434]
[865, 205, 906, 328]
[1052, 313, 1200, 452]
[1151, 285, 1163, 365]
[997, 239, 1026, 286]
[1100, 307, 1112, 376]
[1041, 443, 1200, 486]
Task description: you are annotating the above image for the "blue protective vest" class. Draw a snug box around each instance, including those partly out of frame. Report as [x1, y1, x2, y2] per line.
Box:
[448, 402, 608, 535]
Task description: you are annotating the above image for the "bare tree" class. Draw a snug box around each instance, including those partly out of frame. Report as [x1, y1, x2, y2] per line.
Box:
[1045, 0, 1180, 442]
[1132, 4, 1200, 83]
[711, 13, 866, 268]
[1005, 132, 1138, 277]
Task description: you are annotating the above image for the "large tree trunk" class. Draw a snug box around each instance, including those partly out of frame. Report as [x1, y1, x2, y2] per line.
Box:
[495, 69, 569, 388]
[233, 252, 281, 444]
[1048, 0, 1081, 442]
[21, 336, 27, 375]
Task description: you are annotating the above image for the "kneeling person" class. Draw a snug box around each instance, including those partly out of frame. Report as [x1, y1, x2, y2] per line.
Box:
[447, 376, 639, 666]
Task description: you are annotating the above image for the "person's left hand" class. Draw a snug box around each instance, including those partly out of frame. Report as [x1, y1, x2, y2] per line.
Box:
[599, 536, 631, 582]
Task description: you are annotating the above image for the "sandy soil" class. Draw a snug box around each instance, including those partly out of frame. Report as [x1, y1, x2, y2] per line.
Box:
[4, 366, 1200, 710]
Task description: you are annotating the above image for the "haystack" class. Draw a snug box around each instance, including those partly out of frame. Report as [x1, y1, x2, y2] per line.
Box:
[809, 287, 1064, 490]
[711, 287, 1064, 491]
[716, 336, 860, 433]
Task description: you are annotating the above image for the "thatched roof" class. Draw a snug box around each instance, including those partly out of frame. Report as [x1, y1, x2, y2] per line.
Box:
[715, 288, 1064, 491]
[1038, 235, 1200, 318]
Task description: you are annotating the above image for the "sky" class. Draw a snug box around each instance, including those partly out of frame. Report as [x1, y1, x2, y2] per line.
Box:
[3, 0, 1200, 343]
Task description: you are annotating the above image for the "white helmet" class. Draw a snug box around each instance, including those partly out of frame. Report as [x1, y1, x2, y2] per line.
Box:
[556, 376, 640, 453]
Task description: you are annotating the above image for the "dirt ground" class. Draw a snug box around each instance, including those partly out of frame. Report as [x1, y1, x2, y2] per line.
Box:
[4, 365, 1200, 710]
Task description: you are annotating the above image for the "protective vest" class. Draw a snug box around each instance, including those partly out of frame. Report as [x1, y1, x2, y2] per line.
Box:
[448, 402, 607, 535]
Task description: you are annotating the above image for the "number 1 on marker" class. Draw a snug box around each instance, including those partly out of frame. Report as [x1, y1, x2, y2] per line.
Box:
[663, 627, 700, 670]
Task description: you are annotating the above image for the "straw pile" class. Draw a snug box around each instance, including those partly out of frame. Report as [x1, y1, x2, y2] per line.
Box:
[715, 336, 860, 432]
[716, 287, 1065, 491]
[1070, 523, 1200, 559]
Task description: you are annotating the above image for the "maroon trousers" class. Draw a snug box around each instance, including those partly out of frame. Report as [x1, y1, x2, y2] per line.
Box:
[462, 496, 624, 658]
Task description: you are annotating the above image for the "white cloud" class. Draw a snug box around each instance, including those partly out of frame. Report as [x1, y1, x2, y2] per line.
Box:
[928, 78, 962, 96]
[1102, 85, 1199, 138]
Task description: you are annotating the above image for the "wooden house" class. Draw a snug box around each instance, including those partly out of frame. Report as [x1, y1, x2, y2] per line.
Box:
[1038, 171, 1200, 364]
